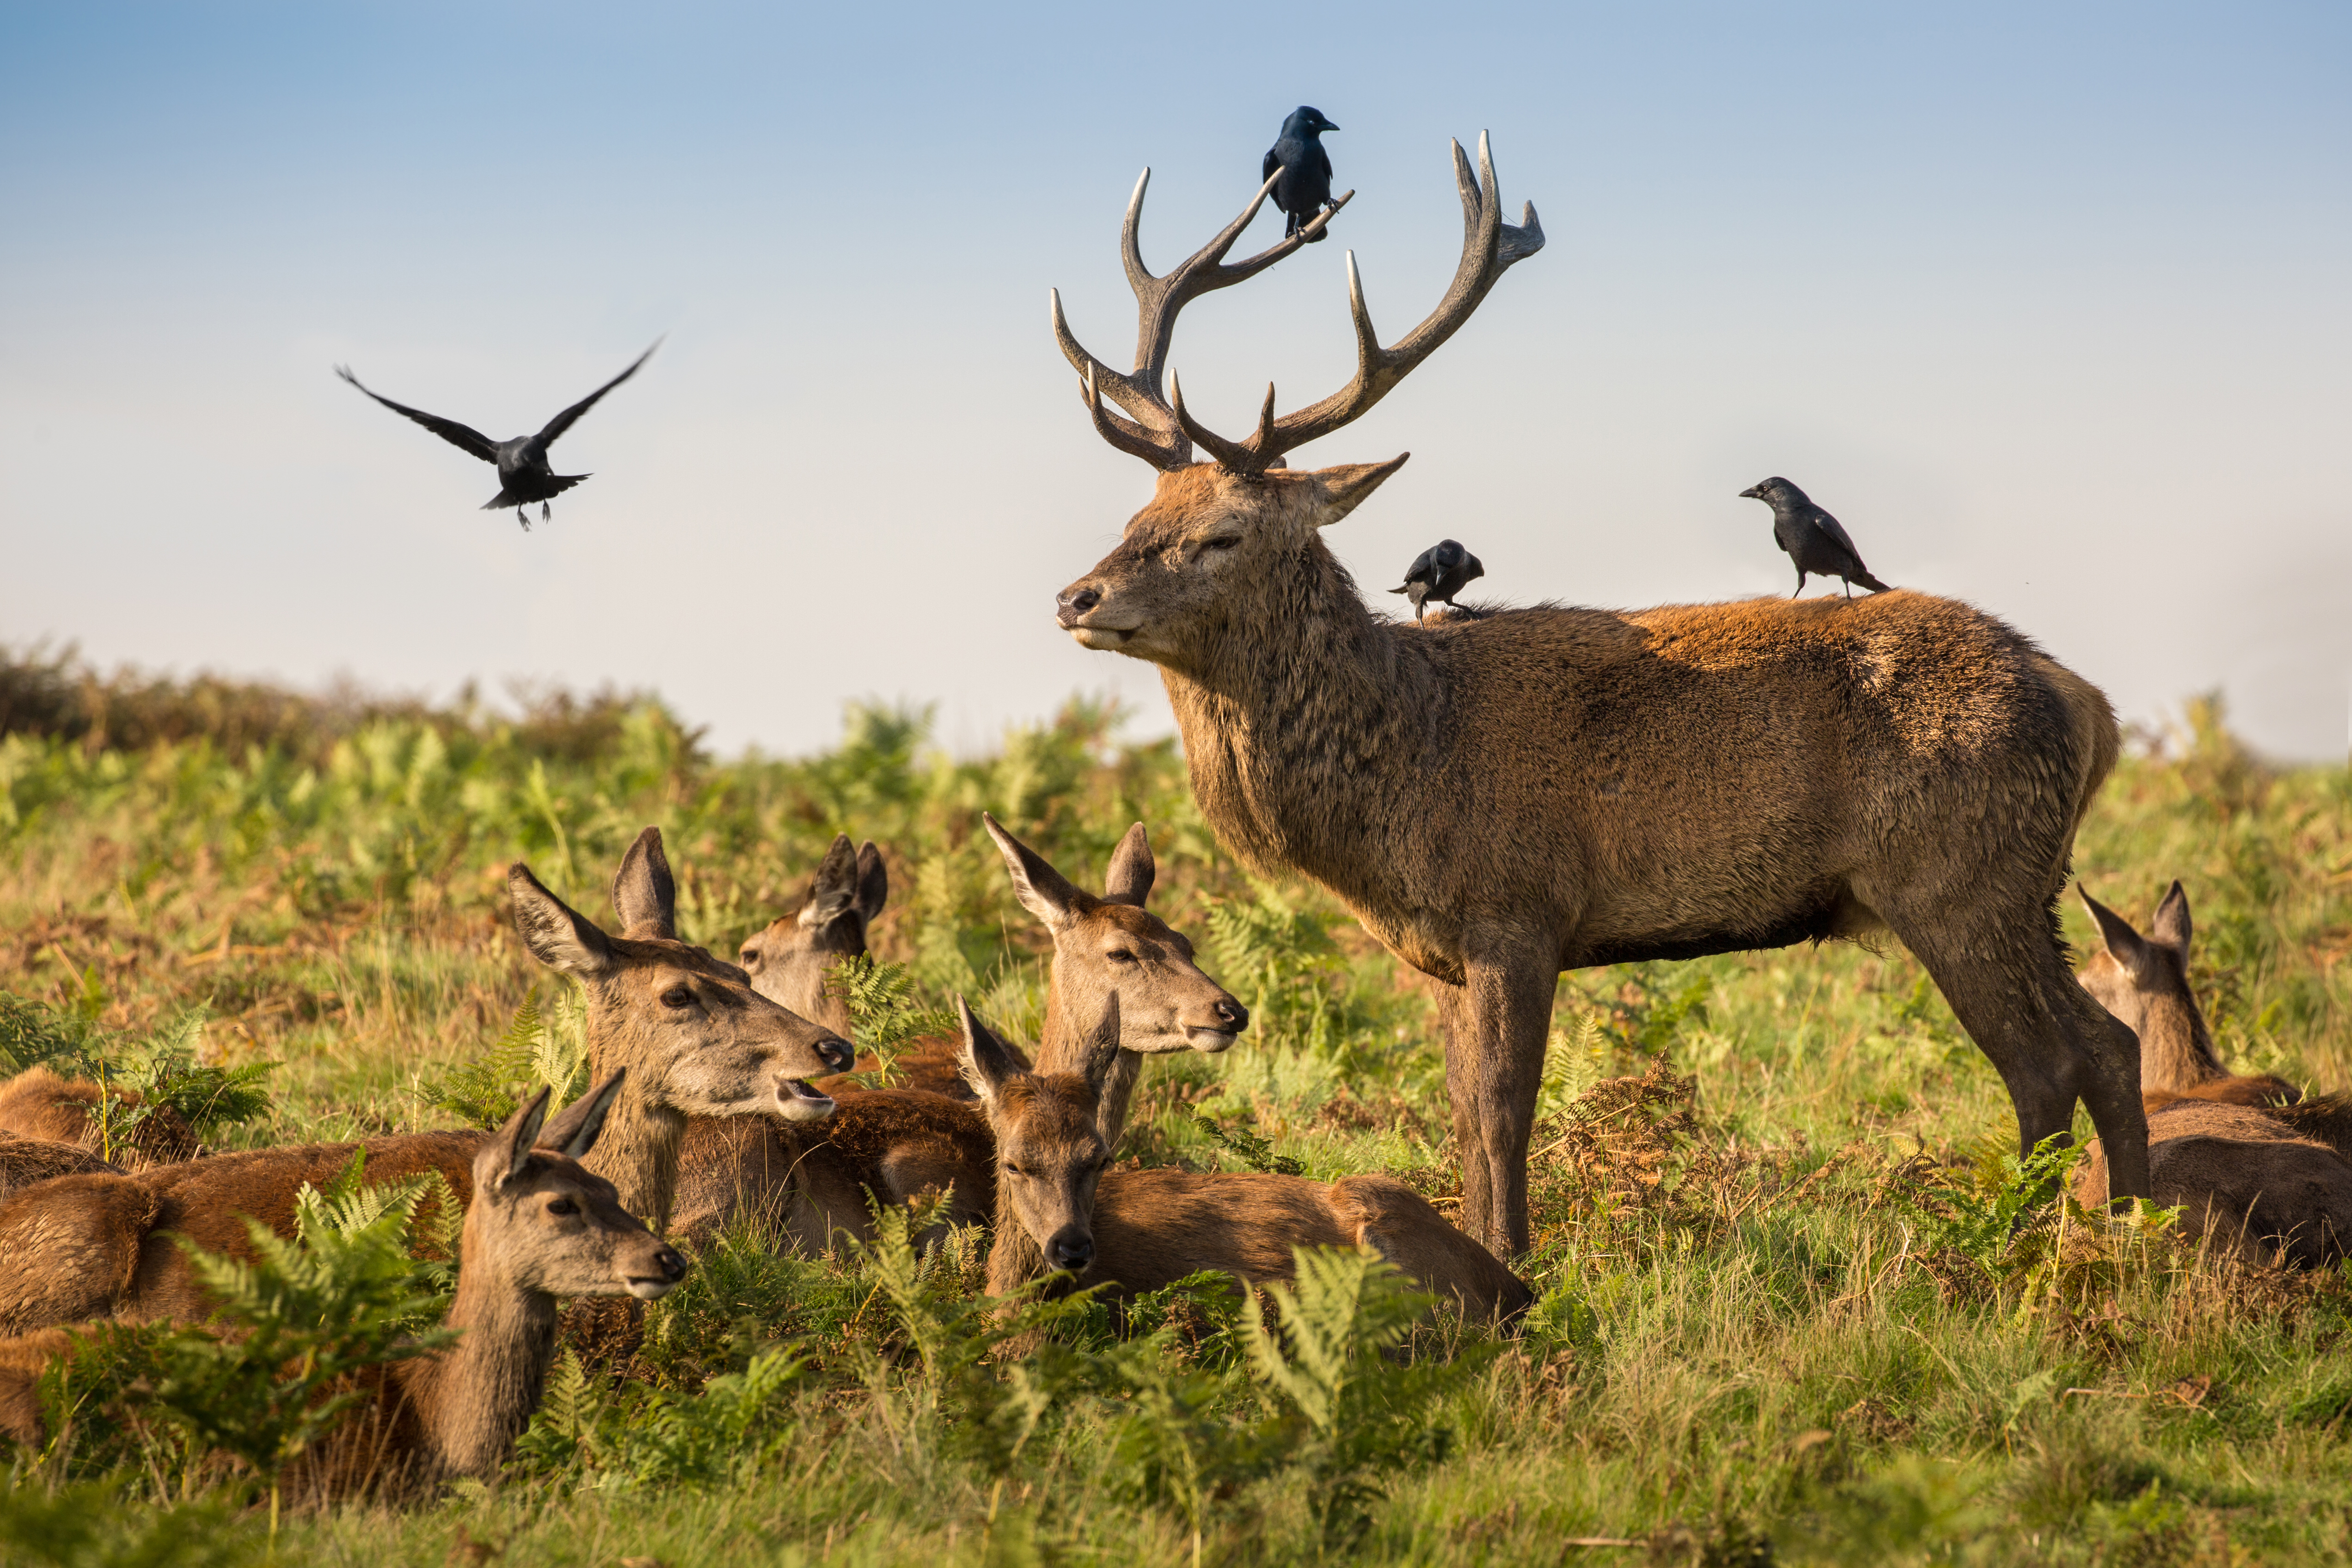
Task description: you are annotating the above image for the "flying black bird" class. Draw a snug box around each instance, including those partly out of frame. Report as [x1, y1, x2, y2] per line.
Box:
[1262, 106, 1340, 241]
[1738, 477, 1891, 599]
[334, 342, 659, 530]
[1390, 539, 1484, 622]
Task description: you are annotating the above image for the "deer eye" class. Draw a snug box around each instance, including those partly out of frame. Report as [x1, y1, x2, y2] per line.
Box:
[1106, 948, 1136, 964]
[1005, 1163, 1033, 1178]
[548, 1197, 578, 1217]
[738, 949, 760, 968]
[660, 986, 694, 1010]
[1202, 536, 1241, 553]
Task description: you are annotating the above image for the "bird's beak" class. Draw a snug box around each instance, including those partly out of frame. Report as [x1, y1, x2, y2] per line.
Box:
[1737, 484, 1763, 499]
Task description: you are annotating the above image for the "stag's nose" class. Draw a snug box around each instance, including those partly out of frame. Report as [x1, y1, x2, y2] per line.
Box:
[651, 1245, 688, 1284]
[1046, 1229, 1095, 1272]
[1056, 585, 1102, 627]
[815, 1036, 854, 1073]
[1212, 998, 1249, 1032]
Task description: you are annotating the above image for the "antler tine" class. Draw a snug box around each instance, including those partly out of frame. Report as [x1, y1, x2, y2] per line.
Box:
[1170, 372, 1279, 473]
[1053, 287, 1189, 468]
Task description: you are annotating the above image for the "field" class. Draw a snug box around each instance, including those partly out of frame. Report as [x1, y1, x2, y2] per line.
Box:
[3, 665, 2351, 1568]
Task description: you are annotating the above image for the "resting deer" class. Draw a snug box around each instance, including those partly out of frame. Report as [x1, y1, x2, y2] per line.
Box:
[0, 827, 849, 1333]
[735, 832, 889, 1041]
[1044, 131, 2147, 1254]
[0, 1075, 692, 1496]
[671, 818, 1246, 1250]
[2076, 881, 2300, 1108]
[2070, 1094, 2352, 1268]
[959, 1000, 1528, 1323]
[0, 1068, 200, 1170]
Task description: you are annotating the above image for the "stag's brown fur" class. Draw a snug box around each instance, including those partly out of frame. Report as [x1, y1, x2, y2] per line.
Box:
[0, 1067, 199, 1169]
[2071, 1094, 2352, 1268]
[2076, 882, 2300, 1108]
[961, 1002, 1527, 1323]
[1056, 460, 2144, 1254]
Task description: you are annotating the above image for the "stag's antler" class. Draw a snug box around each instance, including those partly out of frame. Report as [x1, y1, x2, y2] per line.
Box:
[1051, 168, 1353, 471]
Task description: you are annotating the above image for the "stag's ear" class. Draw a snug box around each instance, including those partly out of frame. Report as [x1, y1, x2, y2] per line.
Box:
[2149, 881, 2192, 961]
[2079, 885, 2157, 984]
[1102, 823, 1154, 908]
[983, 812, 1089, 930]
[1307, 454, 1410, 528]
[490, 1085, 554, 1190]
[613, 827, 678, 939]
[956, 996, 1027, 1105]
[511, 864, 615, 979]
[538, 1070, 625, 1159]
[855, 843, 889, 925]
[800, 834, 861, 928]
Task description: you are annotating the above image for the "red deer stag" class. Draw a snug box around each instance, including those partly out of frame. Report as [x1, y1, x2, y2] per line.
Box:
[958, 999, 1528, 1323]
[1046, 132, 2147, 1254]
[2076, 881, 2300, 1108]
[0, 828, 849, 1333]
[0, 1075, 692, 1494]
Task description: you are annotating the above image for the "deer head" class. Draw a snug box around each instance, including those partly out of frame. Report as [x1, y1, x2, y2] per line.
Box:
[466, 1072, 687, 1301]
[957, 998, 1118, 1276]
[735, 834, 888, 1035]
[981, 812, 1245, 1057]
[1049, 134, 1541, 667]
[2077, 882, 2233, 1095]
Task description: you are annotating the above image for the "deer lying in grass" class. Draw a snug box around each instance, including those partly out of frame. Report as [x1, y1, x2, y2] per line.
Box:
[0, 1130, 119, 1196]
[1046, 131, 2146, 1255]
[0, 1074, 690, 1495]
[735, 833, 889, 1041]
[0, 828, 849, 1333]
[2070, 1094, 2352, 1268]
[958, 1000, 1528, 1323]
[671, 818, 1245, 1250]
[2076, 882, 2300, 1108]
[0, 1068, 199, 1170]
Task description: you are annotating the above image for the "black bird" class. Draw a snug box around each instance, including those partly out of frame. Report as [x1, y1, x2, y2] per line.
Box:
[1390, 539, 1484, 622]
[335, 342, 659, 530]
[1738, 477, 1892, 598]
[1262, 106, 1340, 241]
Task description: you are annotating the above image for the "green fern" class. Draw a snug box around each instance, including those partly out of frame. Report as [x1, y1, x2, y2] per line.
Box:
[414, 986, 585, 1127]
[825, 956, 954, 1085]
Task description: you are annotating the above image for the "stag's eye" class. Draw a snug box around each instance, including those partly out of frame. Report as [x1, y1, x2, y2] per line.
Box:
[1202, 536, 1241, 553]
[660, 986, 694, 1010]
[1106, 948, 1136, 964]
[548, 1197, 578, 1217]
[1005, 1163, 1033, 1178]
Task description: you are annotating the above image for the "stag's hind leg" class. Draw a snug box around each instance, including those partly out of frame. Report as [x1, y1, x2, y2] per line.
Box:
[1875, 890, 2150, 1205]
[1435, 947, 1556, 1261]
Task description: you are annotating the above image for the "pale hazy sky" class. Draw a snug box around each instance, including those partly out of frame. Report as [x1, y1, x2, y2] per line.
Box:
[3, 3, 2346, 758]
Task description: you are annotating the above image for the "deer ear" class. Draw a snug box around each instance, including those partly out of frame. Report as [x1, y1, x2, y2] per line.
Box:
[956, 997, 1027, 1104]
[983, 812, 1089, 929]
[1102, 823, 1154, 908]
[2079, 884, 2157, 984]
[1307, 454, 1410, 528]
[2149, 881, 2192, 961]
[511, 864, 615, 979]
[800, 834, 861, 928]
[538, 1070, 625, 1159]
[490, 1085, 554, 1189]
[855, 843, 889, 925]
[613, 827, 678, 939]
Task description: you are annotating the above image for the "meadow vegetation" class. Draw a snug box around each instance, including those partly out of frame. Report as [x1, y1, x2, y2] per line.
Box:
[3, 651, 2350, 1567]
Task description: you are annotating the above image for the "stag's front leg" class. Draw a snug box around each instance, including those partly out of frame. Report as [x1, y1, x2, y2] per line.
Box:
[1445, 947, 1555, 1259]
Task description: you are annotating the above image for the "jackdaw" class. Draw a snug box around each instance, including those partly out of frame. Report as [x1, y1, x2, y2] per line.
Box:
[1390, 539, 1484, 622]
[335, 342, 659, 530]
[1263, 106, 1340, 241]
[1738, 477, 1891, 598]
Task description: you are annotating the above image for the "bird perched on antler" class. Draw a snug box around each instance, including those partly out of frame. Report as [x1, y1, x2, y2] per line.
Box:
[335, 342, 659, 530]
[1263, 107, 1341, 241]
[1739, 477, 1892, 599]
[1390, 539, 1484, 622]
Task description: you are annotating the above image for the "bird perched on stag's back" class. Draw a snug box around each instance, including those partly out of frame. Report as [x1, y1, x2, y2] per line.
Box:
[1390, 539, 1484, 622]
[1738, 477, 1892, 599]
[1263, 106, 1340, 241]
[335, 342, 659, 530]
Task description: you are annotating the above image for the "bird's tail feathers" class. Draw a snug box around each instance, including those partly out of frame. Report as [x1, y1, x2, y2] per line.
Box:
[481, 474, 589, 511]
[1852, 571, 1894, 594]
[1386, 586, 1409, 595]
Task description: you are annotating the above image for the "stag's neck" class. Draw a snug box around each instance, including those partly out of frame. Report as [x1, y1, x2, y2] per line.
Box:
[1037, 984, 1141, 1151]
[585, 1078, 685, 1235]
[397, 1256, 559, 1481]
[1158, 537, 1435, 905]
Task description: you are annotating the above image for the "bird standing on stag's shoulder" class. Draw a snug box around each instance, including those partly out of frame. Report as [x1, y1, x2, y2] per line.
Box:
[1391, 539, 1484, 622]
[1264, 106, 1341, 241]
[1045, 130, 2150, 1260]
[1739, 476, 1892, 599]
[336, 341, 658, 530]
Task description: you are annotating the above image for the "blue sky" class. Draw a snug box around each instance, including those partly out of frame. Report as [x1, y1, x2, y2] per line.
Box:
[2, 2, 2346, 757]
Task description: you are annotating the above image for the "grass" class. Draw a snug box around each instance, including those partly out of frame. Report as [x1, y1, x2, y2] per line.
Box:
[3, 670, 2350, 1567]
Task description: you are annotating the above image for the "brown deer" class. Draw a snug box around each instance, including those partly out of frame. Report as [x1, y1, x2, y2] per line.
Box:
[669, 818, 1245, 1250]
[0, 827, 849, 1333]
[1044, 131, 2147, 1254]
[2070, 1094, 2352, 1268]
[2076, 882, 2300, 1108]
[0, 1067, 200, 1169]
[0, 1075, 693, 1496]
[734, 832, 888, 1038]
[958, 1000, 1529, 1323]
[0, 1130, 119, 1196]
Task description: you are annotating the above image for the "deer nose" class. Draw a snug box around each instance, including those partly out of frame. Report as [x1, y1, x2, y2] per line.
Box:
[1056, 585, 1102, 626]
[815, 1036, 853, 1073]
[1212, 999, 1249, 1032]
[652, 1245, 688, 1284]
[1047, 1229, 1095, 1272]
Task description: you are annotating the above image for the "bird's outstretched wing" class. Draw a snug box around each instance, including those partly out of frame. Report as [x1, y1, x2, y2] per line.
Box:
[534, 340, 660, 447]
[1809, 507, 1868, 568]
[335, 366, 499, 464]
[1263, 146, 1281, 183]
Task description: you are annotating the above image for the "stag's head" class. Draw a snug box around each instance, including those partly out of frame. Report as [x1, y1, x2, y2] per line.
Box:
[509, 827, 852, 1127]
[981, 812, 1245, 1055]
[958, 998, 1117, 1275]
[1047, 133, 1541, 667]
[735, 834, 887, 1034]
[467, 1072, 688, 1301]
